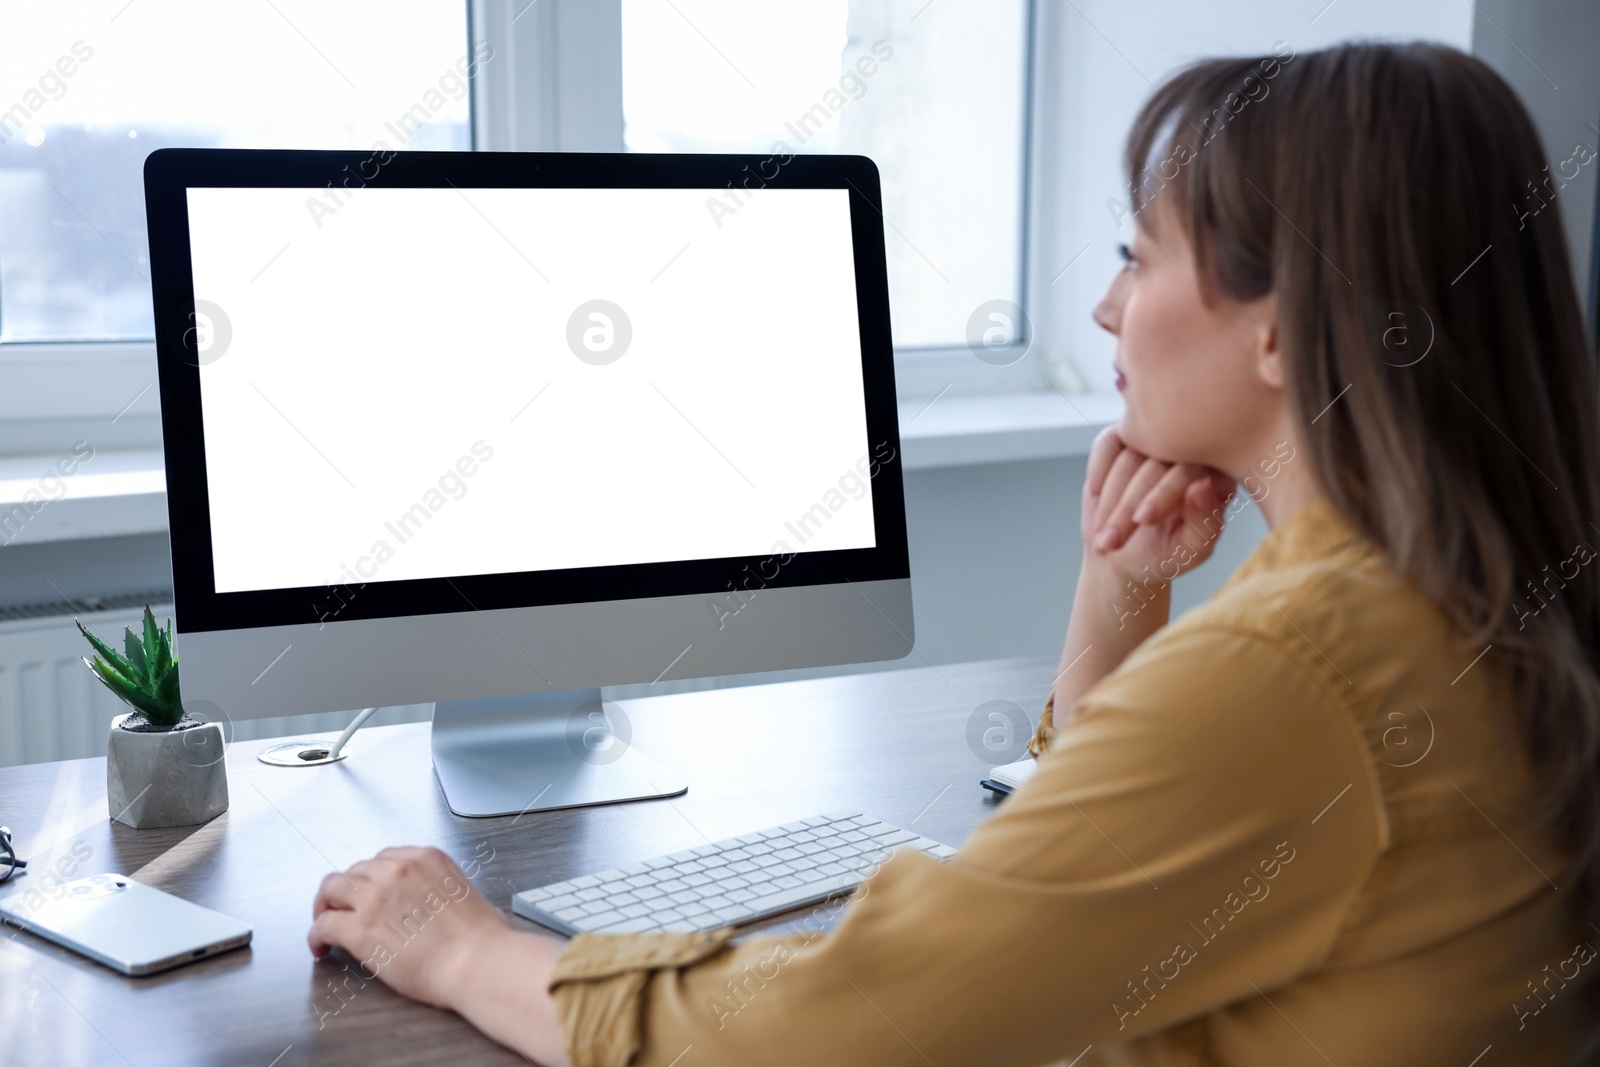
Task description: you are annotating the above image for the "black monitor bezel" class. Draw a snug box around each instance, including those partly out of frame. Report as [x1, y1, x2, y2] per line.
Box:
[145, 148, 909, 634]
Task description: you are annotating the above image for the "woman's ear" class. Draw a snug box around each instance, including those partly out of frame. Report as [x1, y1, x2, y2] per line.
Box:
[1253, 296, 1285, 391]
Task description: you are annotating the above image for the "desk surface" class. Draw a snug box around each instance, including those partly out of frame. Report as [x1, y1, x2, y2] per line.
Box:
[0, 656, 1051, 1067]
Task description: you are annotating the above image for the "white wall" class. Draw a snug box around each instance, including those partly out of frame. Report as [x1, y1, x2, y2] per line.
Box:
[1471, 0, 1600, 321]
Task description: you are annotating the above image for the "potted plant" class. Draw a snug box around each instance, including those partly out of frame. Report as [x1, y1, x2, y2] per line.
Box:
[78, 607, 229, 829]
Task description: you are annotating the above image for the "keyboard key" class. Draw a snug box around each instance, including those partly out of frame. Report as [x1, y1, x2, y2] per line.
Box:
[539, 893, 582, 912]
[742, 874, 858, 918]
[570, 875, 601, 889]
[599, 916, 658, 934]
[571, 909, 626, 932]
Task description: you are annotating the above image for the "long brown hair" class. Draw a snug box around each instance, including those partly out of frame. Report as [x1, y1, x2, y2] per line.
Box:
[1123, 42, 1600, 930]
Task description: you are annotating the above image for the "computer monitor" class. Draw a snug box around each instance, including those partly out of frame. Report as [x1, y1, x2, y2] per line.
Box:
[144, 148, 913, 817]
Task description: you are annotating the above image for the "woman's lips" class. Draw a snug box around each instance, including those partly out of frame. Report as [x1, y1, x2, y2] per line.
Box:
[1114, 368, 1126, 391]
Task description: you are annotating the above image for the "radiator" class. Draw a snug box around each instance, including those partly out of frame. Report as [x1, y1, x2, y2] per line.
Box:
[0, 595, 431, 768]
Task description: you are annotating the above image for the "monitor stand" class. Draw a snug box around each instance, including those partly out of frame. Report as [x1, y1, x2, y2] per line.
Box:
[430, 689, 687, 818]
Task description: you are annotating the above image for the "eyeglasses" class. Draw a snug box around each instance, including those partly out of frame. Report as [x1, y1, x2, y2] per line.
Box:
[0, 827, 26, 884]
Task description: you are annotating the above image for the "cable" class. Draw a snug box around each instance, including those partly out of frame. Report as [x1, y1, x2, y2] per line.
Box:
[327, 706, 379, 760]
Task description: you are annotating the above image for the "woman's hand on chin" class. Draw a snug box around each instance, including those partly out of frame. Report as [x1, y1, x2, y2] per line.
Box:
[1082, 426, 1235, 580]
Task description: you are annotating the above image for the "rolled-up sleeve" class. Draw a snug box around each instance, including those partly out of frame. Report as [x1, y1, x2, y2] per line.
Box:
[548, 625, 1385, 1067]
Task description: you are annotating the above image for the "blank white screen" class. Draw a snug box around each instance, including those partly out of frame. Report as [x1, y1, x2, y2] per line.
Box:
[186, 185, 876, 593]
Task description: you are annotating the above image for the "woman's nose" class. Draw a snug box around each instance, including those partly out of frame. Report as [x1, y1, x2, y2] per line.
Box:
[1092, 277, 1122, 336]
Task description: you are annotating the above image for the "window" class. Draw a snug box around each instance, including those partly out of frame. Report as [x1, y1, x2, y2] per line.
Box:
[0, 0, 1499, 446]
[0, 1, 471, 343]
[619, 0, 1031, 352]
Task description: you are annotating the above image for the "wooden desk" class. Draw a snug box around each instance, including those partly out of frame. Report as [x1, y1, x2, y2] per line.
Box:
[0, 656, 1051, 1066]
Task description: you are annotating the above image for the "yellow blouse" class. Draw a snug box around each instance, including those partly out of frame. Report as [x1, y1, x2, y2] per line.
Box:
[548, 498, 1595, 1065]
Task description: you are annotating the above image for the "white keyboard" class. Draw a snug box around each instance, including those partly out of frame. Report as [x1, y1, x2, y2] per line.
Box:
[511, 810, 957, 936]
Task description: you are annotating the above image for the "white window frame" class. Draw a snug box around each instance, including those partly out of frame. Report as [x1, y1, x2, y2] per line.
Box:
[2, 0, 1083, 454]
[471, 0, 1071, 400]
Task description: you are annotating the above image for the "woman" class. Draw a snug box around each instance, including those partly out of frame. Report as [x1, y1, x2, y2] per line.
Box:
[307, 42, 1600, 1065]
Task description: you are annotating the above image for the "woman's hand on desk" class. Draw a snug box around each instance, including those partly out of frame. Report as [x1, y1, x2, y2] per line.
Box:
[308, 846, 570, 1066]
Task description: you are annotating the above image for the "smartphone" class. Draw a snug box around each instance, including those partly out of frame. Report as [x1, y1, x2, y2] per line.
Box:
[0, 873, 251, 976]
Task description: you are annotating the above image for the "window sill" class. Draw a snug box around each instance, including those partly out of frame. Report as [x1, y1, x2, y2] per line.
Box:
[0, 448, 167, 546]
[0, 391, 1121, 545]
[898, 389, 1121, 470]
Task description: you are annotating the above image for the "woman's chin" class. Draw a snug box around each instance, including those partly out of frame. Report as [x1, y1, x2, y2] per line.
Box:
[1115, 415, 1157, 457]
[1117, 416, 1200, 467]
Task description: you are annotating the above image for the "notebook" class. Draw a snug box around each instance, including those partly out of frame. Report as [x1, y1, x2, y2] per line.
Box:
[979, 757, 1036, 796]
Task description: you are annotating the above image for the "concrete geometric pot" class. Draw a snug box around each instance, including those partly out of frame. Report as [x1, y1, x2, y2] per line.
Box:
[107, 713, 230, 829]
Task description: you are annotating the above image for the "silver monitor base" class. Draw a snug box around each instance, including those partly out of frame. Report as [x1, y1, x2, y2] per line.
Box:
[430, 688, 687, 818]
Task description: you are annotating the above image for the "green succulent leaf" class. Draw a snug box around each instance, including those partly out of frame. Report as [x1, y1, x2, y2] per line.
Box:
[123, 626, 149, 682]
[88, 656, 164, 716]
[153, 616, 174, 677]
[155, 664, 182, 715]
[77, 622, 141, 687]
[142, 608, 161, 675]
